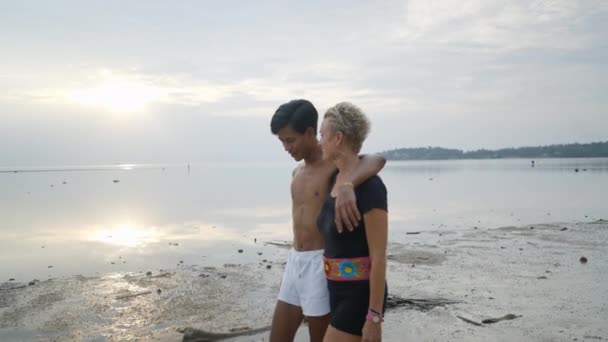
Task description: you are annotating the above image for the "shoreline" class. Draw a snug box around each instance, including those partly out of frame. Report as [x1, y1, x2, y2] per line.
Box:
[1, 220, 607, 341]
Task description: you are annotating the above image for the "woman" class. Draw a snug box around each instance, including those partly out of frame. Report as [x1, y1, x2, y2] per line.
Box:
[317, 102, 388, 342]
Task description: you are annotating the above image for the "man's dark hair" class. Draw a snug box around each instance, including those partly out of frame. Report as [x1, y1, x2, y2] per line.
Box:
[270, 99, 318, 135]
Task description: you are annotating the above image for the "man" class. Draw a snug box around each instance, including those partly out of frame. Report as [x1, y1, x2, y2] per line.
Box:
[269, 99, 386, 342]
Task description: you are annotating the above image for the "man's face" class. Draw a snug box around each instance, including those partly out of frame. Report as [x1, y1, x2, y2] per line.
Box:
[276, 126, 311, 161]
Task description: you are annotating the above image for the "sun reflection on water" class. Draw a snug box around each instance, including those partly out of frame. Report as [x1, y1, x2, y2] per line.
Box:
[92, 224, 159, 247]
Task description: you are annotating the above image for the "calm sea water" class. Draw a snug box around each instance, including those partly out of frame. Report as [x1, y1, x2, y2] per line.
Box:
[1, 158, 607, 281]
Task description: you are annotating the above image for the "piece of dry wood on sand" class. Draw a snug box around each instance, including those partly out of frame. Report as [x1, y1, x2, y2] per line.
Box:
[457, 313, 521, 327]
[180, 295, 461, 341]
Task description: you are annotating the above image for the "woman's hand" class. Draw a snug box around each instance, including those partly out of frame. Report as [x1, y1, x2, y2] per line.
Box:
[362, 320, 382, 342]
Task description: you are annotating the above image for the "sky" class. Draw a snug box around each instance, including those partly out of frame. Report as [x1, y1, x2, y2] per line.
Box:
[1, 0, 607, 165]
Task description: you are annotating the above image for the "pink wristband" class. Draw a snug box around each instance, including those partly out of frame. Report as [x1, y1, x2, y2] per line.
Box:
[366, 310, 384, 323]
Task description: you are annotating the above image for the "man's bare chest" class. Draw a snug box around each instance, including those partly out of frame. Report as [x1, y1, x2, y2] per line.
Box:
[291, 168, 333, 204]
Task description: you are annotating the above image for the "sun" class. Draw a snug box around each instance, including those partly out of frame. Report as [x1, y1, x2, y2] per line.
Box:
[69, 73, 165, 113]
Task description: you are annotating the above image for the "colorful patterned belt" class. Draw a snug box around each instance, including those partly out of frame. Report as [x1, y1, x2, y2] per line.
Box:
[323, 256, 371, 281]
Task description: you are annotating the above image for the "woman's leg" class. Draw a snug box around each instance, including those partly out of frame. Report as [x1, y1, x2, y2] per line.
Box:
[323, 325, 361, 342]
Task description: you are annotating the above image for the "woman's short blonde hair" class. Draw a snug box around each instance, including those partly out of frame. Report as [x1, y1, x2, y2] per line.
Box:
[324, 102, 370, 153]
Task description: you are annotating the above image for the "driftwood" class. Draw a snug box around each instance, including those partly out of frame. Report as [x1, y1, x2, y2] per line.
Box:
[385, 296, 460, 311]
[264, 241, 292, 249]
[181, 326, 272, 342]
[457, 315, 484, 326]
[115, 291, 152, 300]
[0, 284, 27, 291]
[181, 295, 459, 341]
[482, 313, 521, 324]
[457, 313, 521, 327]
[150, 272, 173, 278]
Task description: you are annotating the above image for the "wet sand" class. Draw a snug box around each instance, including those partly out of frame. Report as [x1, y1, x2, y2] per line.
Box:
[1, 220, 607, 341]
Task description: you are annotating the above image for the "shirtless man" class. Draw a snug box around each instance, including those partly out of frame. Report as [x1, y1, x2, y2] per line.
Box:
[269, 99, 386, 342]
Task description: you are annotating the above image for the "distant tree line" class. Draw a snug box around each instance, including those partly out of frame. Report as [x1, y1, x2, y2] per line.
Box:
[382, 141, 608, 160]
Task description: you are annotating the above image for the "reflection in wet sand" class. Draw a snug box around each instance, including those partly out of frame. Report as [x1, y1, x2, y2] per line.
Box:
[90, 224, 159, 247]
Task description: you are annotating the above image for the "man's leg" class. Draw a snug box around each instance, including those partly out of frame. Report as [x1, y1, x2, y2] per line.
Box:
[306, 314, 331, 342]
[269, 300, 304, 342]
[298, 250, 331, 342]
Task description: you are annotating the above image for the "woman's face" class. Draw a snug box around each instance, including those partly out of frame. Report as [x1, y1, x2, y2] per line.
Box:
[319, 118, 338, 160]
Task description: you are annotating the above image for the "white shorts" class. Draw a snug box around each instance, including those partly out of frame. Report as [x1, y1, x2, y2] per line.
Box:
[277, 249, 330, 317]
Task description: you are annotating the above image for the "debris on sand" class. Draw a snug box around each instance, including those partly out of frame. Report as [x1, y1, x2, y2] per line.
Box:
[384, 295, 459, 311]
[149, 272, 173, 278]
[457, 315, 484, 327]
[115, 291, 152, 300]
[482, 313, 521, 324]
[179, 295, 461, 341]
[457, 313, 521, 327]
[264, 241, 291, 249]
[180, 326, 272, 342]
[0, 282, 27, 291]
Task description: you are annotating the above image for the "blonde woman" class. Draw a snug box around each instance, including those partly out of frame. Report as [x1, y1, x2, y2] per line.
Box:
[317, 102, 388, 342]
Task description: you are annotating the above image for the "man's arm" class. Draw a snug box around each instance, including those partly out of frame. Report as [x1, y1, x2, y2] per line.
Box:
[334, 154, 386, 232]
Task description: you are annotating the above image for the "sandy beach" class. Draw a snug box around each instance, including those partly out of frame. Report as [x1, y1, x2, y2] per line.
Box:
[1, 220, 607, 342]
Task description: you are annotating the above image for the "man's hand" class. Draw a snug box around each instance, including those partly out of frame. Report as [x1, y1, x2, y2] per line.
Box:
[362, 320, 382, 342]
[334, 182, 361, 233]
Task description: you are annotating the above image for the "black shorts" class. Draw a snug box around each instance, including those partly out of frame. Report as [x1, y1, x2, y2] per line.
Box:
[328, 280, 388, 336]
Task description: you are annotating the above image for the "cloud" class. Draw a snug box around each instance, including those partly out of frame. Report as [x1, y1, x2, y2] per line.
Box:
[1, 0, 606, 164]
[395, 0, 607, 51]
